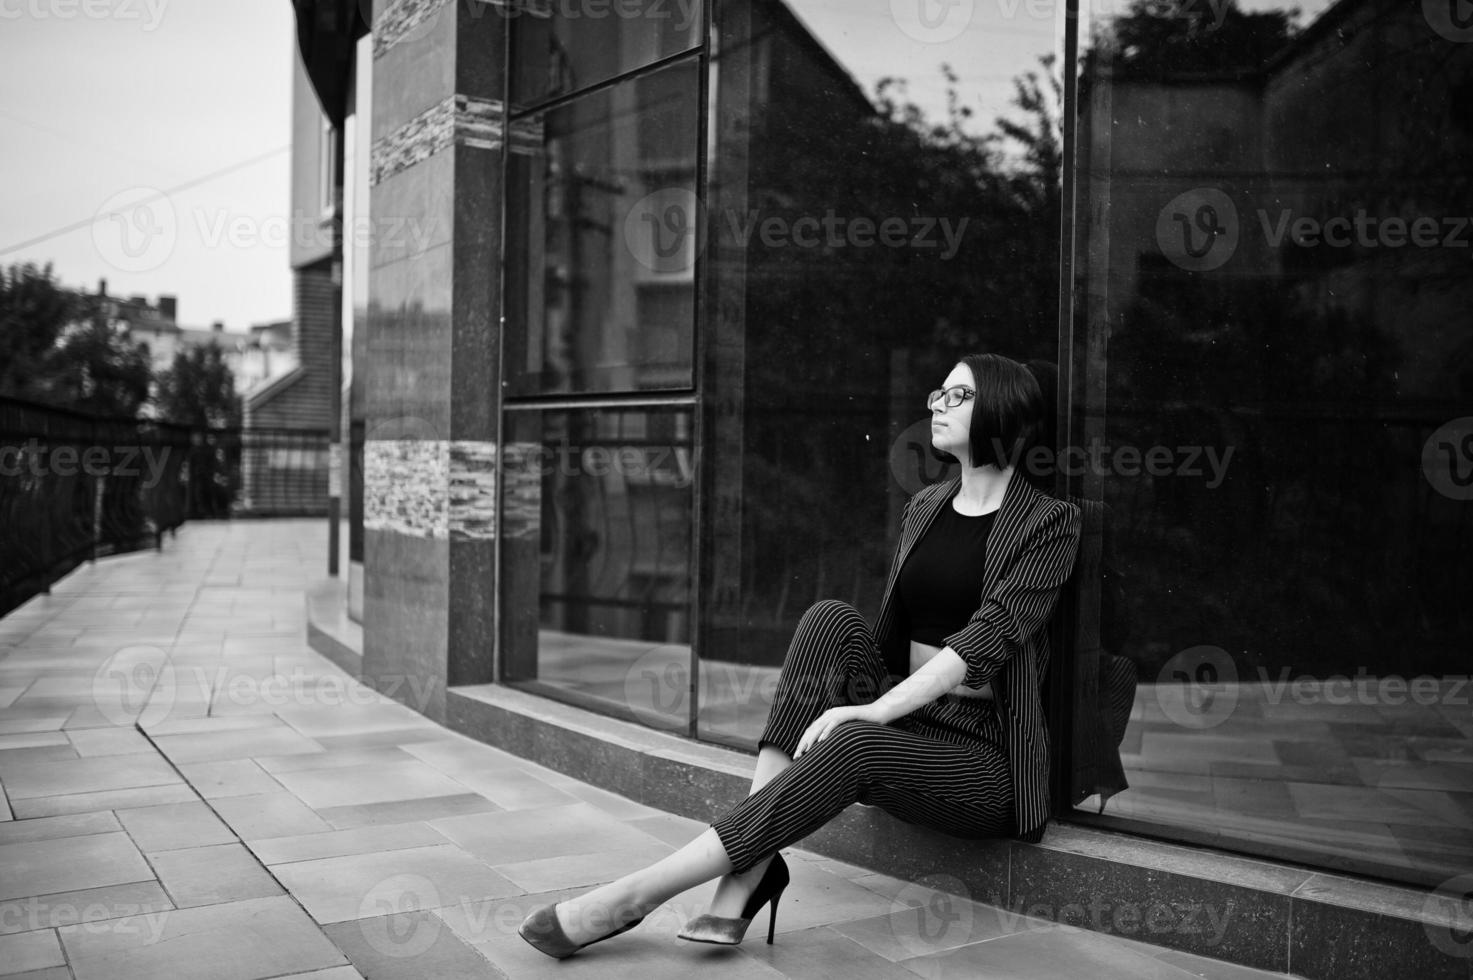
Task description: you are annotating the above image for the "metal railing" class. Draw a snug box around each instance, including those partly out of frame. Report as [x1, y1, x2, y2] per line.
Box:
[0, 396, 332, 616]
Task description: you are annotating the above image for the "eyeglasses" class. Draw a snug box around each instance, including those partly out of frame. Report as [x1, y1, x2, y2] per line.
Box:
[927, 385, 976, 410]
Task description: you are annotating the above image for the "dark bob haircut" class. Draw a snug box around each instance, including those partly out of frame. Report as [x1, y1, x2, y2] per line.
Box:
[932, 353, 1046, 470]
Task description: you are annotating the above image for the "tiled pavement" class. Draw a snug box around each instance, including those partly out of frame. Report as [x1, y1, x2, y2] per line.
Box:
[0, 520, 1305, 979]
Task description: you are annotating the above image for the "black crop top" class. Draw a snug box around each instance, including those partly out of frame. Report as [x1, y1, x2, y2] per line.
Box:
[897, 498, 996, 647]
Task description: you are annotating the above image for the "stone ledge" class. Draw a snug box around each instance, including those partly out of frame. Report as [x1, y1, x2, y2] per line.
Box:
[305, 576, 362, 679]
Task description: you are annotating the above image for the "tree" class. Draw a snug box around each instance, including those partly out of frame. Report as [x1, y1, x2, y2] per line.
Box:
[0, 261, 76, 404]
[0, 263, 152, 417]
[156, 344, 240, 429]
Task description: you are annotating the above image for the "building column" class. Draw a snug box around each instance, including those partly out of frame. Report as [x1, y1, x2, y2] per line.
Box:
[360, 0, 503, 721]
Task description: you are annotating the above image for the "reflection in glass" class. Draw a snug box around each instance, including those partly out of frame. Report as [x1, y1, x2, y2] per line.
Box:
[1070, 0, 1473, 887]
[510, 0, 701, 112]
[696, 0, 1062, 746]
[501, 407, 694, 732]
[504, 58, 699, 395]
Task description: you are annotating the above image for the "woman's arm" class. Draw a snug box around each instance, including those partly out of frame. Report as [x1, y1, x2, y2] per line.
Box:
[866, 645, 967, 723]
[793, 645, 966, 757]
[946, 501, 1082, 691]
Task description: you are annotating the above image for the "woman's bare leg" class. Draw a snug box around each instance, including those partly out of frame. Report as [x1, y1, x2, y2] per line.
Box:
[702, 743, 792, 916]
[549, 744, 794, 944]
[551, 827, 733, 945]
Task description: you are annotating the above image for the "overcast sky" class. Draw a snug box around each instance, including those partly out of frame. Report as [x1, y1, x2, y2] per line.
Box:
[0, 0, 296, 332]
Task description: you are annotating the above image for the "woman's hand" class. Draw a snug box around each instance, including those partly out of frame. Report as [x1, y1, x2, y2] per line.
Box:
[793, 704, 884, 759]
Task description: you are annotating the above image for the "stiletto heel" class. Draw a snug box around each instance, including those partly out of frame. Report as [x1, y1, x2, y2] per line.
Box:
[677, 852, 790, 946]
[517, 902, 644, 959]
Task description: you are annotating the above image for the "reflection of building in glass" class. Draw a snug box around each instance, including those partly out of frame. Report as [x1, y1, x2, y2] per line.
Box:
[1077, 0, 1473, 887]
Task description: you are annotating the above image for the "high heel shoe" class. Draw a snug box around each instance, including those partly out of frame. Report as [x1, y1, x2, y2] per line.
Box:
[677, 852, 790, 946]
[517, 902, 644, 959]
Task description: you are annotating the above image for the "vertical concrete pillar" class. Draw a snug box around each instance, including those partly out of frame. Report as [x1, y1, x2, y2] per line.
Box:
[361, 0, 504, 721]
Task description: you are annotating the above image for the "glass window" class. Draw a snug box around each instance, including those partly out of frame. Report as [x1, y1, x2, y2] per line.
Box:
[510, 0, 701, 113]
[500, 406, 696, 733]
[503, 57, 699, 396]
[1068, 0, 1473, 887]
[696, 0, 1063, 746]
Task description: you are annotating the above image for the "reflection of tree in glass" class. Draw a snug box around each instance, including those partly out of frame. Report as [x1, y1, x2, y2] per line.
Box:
[1097, 0, 1299, 77]
[727, 49, 1066, 643]
[1087, 0, 1473, 677]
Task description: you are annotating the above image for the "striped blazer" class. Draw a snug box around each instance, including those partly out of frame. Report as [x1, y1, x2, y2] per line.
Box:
[873, 473, 1082, 843]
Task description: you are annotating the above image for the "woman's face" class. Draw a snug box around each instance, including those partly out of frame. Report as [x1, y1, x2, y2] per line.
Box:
[930, 362, 976, 464]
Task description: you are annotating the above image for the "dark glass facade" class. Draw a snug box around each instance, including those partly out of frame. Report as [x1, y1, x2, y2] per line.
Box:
[491, 0, 1473, 888]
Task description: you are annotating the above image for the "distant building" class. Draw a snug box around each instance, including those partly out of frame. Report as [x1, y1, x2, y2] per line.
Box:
[87, 277, 257, 395]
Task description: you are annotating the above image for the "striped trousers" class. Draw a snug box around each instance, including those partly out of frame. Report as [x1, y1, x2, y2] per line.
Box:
[710, 600, 1014, 875]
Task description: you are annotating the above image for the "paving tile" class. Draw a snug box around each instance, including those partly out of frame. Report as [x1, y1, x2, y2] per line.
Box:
[272, 968, 366, 980]
[399, 737, 529, 773]
[429, 802, 667, 865]
[316, 793, 501, 829]
[899, 924, 1199, 979]
[66, 728, 154, 757]
[0, 879, 172, 937]
[827, 892, 1027, 963]
[739, 924, 932, 979]
[271, 842, 522, 924]
[115, 801, 238, 852]
[310, 729, 460, 751]
[765, 861, 916, 936]
[0, 929, 65, 975]
[248, 821, 450, 865]
[0, 967, 70, 980]
[556, 781, 666, 820]
[0, 744, 79, 767]
[176, 758, 283, 798]
[471, 912, 788, 979]
[0, 753, 182, 800]
[142, 714, 283, 737]
[270, 760, 473, 809]
[275, 702, 443, 739]
[0, 810, 119, 846]
[495, 839, 676, 893]
[0, 832, 153, 903]
[0, 733, 69, 751]
[1156, 946, 1304, 979]
[210, 792, 333, 840]
[625, 812, 711, 848]
[253, 746, 418, 774]
[0, 717, 69, 736]
[150, 725, 325, 764]
[59, 894, 348, 980]
[323, 910, 500, 979]
[150, 842, 285, 908]
[10, 782, 197, 819]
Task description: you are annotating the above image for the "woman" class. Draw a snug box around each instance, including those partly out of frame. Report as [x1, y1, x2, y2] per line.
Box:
[519, 353, 1082, 958]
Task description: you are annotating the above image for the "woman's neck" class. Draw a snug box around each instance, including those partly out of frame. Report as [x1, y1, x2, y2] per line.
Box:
[955, 464, 1013, 515]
